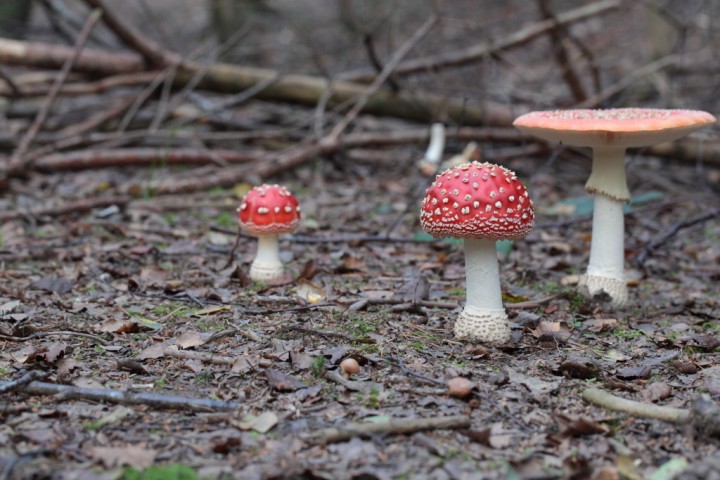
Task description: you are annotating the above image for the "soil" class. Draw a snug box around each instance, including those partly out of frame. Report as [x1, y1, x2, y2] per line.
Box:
[0, 1, 719, 479]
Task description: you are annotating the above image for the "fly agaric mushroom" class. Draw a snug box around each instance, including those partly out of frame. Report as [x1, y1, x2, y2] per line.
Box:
[513, 108, 715, 307]
[420, 161, 535, 344]
[237, 184, 301, 282]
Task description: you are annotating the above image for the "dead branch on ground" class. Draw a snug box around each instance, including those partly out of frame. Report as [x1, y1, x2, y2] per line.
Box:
[582, 387, 689, 424]
[1, 379, 239, 411]
[4, 9, 103, 184]
[302, 415, 471, 444]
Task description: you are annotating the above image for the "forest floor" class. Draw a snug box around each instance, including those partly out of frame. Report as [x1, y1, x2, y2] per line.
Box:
[1, 128, 719, 479]
[0, 1, 719, 479]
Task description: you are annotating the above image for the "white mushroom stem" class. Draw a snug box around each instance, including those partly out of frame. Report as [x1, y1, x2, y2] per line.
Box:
[580, 146, 630, 307]
[249, 234, 284, 281]
[585, 146, 630, 201]
[454, 237, 510, 344]
[418, 123, 446, 175]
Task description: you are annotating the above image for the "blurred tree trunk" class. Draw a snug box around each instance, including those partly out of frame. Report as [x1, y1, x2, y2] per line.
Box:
[0, 0, 33, 39]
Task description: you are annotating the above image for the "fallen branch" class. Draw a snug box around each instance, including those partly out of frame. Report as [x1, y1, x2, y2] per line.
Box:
[34, 147, 260, 171]
[0, 371, 51, 395]
[0, 37, 513, 127]
[0, 196, 130, 222]
[2, 379, 238, 411]
[5, 9, 103, 182]
[302, 415, 471, 444]
[582, 387, 690, 424]
[636, 207, 720, 265]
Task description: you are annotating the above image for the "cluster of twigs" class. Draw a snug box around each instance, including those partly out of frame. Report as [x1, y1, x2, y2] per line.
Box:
[2, 0, 718, 224]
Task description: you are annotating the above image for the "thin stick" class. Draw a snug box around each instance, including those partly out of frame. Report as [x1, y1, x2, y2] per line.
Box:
[0, 196, 130, 222]
[0, 371, 52, 395]
[302, 415, 470, 444]
[582, 387, 690, 424]
[339, 0, 620, 82]
[636, 207, 719, 265]
[327, 15, 437, 140]
[3, 380, 238, 411]
[81, 0, 174, 67]
[5, 8, 103, 179]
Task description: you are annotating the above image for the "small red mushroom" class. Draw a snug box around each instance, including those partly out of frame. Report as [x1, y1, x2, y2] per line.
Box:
[237, 184, 301, 282]
[420, 161, 534, 344]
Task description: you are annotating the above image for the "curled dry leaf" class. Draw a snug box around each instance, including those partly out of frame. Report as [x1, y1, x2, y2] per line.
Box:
[447, 377, 475, 398]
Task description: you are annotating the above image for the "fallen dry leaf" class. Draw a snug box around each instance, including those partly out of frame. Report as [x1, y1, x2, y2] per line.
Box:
[264, 369, 307, 391]
[89, 445, 157, 469]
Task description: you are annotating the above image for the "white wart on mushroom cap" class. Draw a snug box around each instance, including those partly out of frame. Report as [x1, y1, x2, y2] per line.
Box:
[420, 161, 534, 239]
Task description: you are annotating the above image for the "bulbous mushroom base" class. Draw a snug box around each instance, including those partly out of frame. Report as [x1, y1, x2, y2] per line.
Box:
[249, 259, 284, 282]
[578, 274, 628, 308]
[453, 306, 510, 344]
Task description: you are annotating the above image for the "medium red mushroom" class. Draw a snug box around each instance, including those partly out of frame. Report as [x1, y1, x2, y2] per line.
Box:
[514, 108, 715, 307]
[237, 184, 301, 282]
[420, 161, 535, 344]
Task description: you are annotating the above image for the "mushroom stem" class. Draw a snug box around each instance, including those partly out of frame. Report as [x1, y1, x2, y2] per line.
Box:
[464, 237, 504, 310]
[418, 123, 446, 175]
[250, 234, 284, 281]
[585, 146, 630, 201]
[579, 192, 628, 307]
[455, 237, 510, 344]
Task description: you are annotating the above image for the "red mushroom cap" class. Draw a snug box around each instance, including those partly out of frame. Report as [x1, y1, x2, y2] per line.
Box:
[237, 184, 301, 235]
[420, 162, 534, 240]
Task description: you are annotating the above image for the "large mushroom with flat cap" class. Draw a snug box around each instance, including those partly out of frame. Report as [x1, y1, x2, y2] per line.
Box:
[513, 108, 715, 308]
[237, 184, 301, 282]
[420, 161, 535, 344]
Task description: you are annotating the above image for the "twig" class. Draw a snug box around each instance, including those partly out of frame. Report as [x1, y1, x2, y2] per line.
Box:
[582, 387, 690, 424]
[0, 38, 514, 127]
[4, 9, 103, 182]
[0, 65, 22, 96]
[0, 371, 52, 395]
[0, 331, 109, 345]
[280, 325, 376, 344]
[160, 348, 237, 366]
[636, 208, 720, 265]
[339, 0, 620, 82]
[34, 148, 259, 171]
[2, 379, 238, 411]
[577, 55, 679, 108]
[0, 196, 130, 222]
[537, 0, 588, 102]
[327, 14, 437, 140]
[302, 415, 470, 444]
[81, 0, 176, 67]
